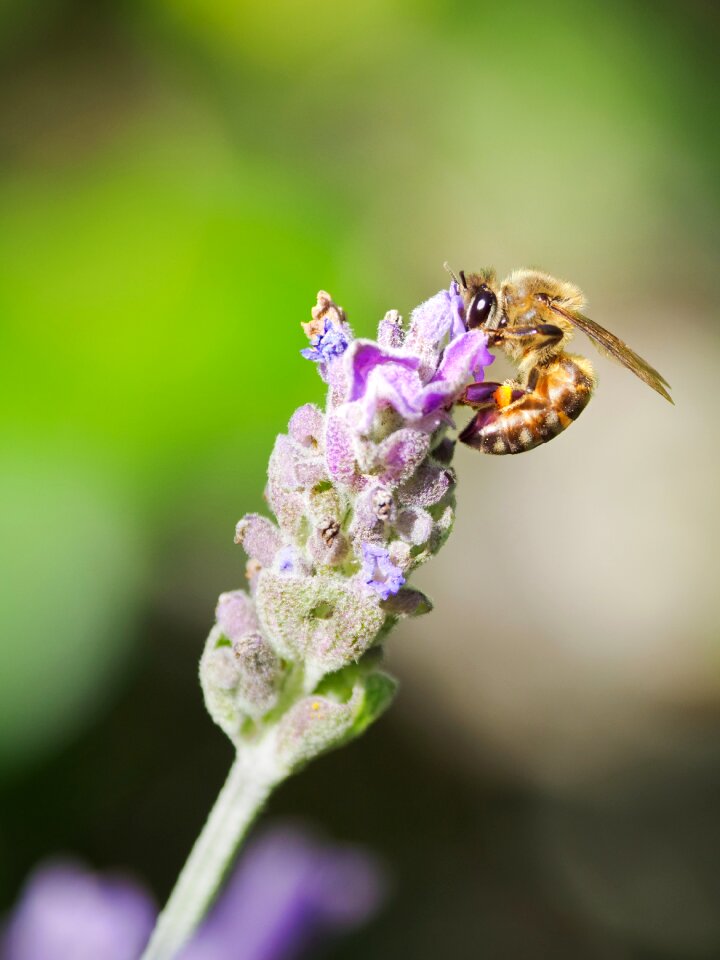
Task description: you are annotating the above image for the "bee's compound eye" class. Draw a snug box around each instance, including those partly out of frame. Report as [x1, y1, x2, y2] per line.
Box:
[466, 287, 496, 328]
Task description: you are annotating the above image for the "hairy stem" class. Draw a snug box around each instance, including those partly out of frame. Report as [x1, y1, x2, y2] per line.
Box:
[140, 739, 284, 960]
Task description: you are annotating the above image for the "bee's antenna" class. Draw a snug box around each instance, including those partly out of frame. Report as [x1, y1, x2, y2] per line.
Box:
[443, 261, 463, 288]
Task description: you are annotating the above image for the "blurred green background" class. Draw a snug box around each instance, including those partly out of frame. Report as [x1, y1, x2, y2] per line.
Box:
[1, 0, 719, 956]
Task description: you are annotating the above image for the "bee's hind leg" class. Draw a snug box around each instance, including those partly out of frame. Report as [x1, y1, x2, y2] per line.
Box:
[460, 381, 527, 409]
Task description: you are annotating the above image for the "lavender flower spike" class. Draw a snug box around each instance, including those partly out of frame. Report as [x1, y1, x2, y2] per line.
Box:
[142, 278, 493, 960]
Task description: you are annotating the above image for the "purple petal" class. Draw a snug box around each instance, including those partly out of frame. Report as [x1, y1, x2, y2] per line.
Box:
[345, 340, 419, 403]
[417, 381, 460, 417]
[360, 542, 406, 599]
[432, 329, 493, 384]
[346, 362, 425, 433]
[300, 319, 350, 375]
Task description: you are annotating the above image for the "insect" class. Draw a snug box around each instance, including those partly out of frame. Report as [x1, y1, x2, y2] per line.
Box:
[446, 265, 672, 455]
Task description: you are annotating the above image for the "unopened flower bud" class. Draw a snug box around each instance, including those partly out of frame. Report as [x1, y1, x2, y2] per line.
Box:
[348, 487, 386, 545]
[377, 309, 404, 349]
[375, 428, 430, 486]
[325, 414, 359, 487]
[216, 589, 260, 639]
[288, 403, 325, 449]
[398, 462, 455, 509]
[232, 631, 282, 717]
[255, 571, 386, 672]
[276, 670, 396, 772]
[234, 514, 282, 567]
[380, 587, 433, 617]
[277, 692, 359, 771]
[395, 507, 433, 546]
[200, 629, 244, 740]
[387, 540, 411, 570]
[307, 483, 342, 526]
[307, 521, 349, 568]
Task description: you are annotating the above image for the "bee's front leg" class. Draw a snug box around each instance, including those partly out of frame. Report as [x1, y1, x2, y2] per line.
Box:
[488, 323, 564, 350]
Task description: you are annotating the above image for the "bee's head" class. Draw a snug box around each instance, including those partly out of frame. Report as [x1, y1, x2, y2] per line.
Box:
[500, 269, 585, 333]
[445, 265, 500, 330]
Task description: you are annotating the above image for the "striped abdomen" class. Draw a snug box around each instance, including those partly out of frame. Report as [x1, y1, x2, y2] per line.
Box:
[459, 354, 595, 455]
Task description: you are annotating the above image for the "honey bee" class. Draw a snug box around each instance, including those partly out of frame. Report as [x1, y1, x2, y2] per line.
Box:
[446, 265, 672, 455]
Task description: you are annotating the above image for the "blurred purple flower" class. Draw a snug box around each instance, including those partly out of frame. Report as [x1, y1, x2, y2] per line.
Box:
[179, 825, 386, 960]
[359, 543, 406, 600]
[2, 827, 386, 960]
[2, 861, 155, 960]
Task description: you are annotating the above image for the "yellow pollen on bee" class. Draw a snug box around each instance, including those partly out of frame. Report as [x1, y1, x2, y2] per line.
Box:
[494, 384, 514, 408]
[311, 701, 321, 711]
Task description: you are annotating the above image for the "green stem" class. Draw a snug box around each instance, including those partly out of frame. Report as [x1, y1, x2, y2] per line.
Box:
[140, 738, 284, 960]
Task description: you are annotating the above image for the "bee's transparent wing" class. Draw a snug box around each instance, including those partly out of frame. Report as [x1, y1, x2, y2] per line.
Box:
[552, 305, 673, 403]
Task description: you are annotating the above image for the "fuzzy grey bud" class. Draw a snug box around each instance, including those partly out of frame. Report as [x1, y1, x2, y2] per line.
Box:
[232, 631, 282, 718]
[288, 403, 325, 448]
[306, 521, 349, 568]
[398, 462, 455, 509]
[377, 309, 404, 349]
[395, 506, 433, 546]
[255, 571, 386, 672]
[216, 589, 260, 639]
[276, 669, 397, 772]
[200, 628, 243, 741]
[234, 514, 282, 567]
[375, 428, 430, 486]
[380, 587, 433, 617]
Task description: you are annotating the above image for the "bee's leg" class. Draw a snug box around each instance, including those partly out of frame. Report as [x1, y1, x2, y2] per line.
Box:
[488, 323, 563, 349]
[460, 381, 527, 408]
